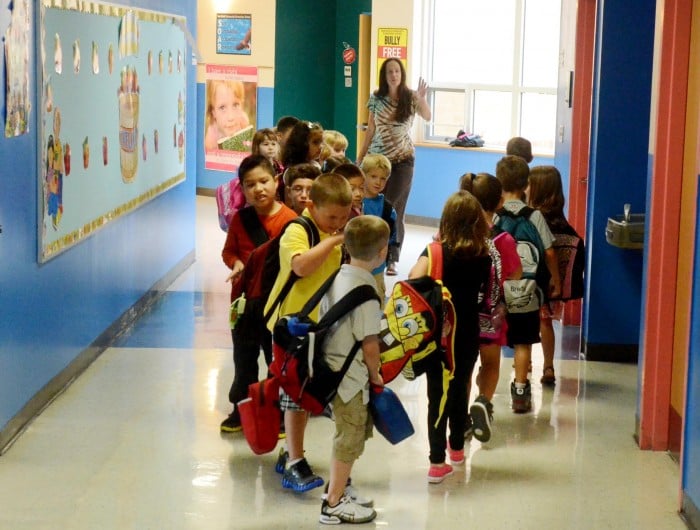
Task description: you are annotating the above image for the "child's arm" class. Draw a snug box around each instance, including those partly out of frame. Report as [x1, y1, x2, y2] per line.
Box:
[544, 248, 561, 298]
[408, 256, 429, 279]
[291, 233, 344, 277]
[362, 335, 383, 386]
[222, 218, 244, 282]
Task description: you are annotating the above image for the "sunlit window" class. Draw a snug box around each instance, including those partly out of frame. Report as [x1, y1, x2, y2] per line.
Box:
[424, 0, 561, 154]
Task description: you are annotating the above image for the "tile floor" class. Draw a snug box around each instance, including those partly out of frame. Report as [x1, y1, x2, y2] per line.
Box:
[0, 196, 686, 529]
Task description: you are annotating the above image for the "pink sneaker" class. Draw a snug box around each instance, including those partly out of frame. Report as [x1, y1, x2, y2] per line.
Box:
[427, 463, 454, 484]
[448, 447, 464, 465]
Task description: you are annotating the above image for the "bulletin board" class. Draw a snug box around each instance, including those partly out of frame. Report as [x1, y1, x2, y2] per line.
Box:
[38, 0, 187, 262]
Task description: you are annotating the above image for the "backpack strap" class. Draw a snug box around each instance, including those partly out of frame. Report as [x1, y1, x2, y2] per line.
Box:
[426, 241, 443, 280]
[263, 216, 321, 324]
[239, 206, 269, 247]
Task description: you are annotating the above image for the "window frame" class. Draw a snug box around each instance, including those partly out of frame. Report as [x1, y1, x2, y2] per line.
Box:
[421, 0, 558, 151]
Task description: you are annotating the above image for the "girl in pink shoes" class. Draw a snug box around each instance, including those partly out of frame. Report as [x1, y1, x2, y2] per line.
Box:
[409, 191, 492, 483]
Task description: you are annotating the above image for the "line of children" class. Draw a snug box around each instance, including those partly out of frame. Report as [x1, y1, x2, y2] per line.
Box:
[495, 155, 561, 413]
[459, 172, 522, 441]
[318, 215, 389, 525]
[220, 155, 298, 433]
[408, 191, 492, 483]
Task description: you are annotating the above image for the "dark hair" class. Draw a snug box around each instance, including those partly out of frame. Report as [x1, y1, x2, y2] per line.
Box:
[275, 116, 300, 135]
[282, 121, 323, 167]
[237, 154, 275, 184]
[506, 137, 533, 163]
[496, 155, 529, 193]
[528, 165, 566, 221]
[375, 59, 413, 123]
[284, 163, 321, 187]
[322, 155, 352, 172]
[459, 172, 502, 212]
[331, 163, 364, 181]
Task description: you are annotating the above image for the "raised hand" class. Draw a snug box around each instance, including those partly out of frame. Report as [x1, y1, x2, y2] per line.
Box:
[417, 77, 429, 99]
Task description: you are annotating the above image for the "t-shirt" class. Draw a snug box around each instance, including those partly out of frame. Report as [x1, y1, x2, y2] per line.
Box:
[264, 210, 342, 330]
[362, 194, 398, 275]
[367, 92, 418, 162]
[221, 203, 297, 268]
[320, 264, 382, 404]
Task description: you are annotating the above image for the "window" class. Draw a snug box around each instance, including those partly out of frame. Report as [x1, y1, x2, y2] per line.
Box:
[425, 0, 561, 154]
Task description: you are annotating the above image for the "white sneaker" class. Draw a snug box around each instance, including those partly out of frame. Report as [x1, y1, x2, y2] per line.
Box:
[322, 480, 374, 508]
[320, 495, 377, 525]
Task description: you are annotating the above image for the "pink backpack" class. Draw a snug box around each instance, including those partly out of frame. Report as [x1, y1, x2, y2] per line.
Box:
[216, 177, 246, 232]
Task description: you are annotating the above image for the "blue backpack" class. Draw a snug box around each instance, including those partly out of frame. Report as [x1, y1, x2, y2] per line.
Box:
[496, 206, 550, 313]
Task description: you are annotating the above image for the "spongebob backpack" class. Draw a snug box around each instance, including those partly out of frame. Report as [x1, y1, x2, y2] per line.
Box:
[379, 242, 457, 384]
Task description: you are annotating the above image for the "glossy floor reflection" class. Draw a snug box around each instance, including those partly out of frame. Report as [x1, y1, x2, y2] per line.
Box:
[0, 196, 685, 529]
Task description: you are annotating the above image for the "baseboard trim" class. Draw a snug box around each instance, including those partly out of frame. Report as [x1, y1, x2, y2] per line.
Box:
[582, 340, 638, 363]
[682, 492, 700, 529]
[405, 214, 439, 228]
[0, 250, 195, 455]
[196, 187, 216, 197]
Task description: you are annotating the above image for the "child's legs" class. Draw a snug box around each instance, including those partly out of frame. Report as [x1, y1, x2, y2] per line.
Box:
[282, 398, 309, 461]
[228, 325, 263, 406]
[540, 315, 555, 369]
[447, 338, 479, 451]
[513, 344, 532, 383]
[506, 311, 540, 383]
[327, 393, 370, 505]
[477, 342, 501, 401]
[426, 361, 449, 464]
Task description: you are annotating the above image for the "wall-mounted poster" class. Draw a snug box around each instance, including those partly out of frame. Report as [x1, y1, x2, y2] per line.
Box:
[38, 1, 187, 262]
[216, 13, 251, 55]
[376, 28, 408, 84]
[204, 64, 257, 172]
[4, 0, 31, 137]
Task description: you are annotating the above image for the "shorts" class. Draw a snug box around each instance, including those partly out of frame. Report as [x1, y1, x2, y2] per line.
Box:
[279, 390, 304, 412]
[331, 391, 373, 463]
[505, 310, 541, 347]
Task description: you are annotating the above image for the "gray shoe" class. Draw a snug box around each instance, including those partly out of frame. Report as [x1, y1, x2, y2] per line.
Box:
[320, 496, 377, 524]
[470, 395, 494, 442]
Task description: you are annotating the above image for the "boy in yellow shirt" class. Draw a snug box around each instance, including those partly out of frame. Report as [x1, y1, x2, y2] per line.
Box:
[264, 173, 352, 492]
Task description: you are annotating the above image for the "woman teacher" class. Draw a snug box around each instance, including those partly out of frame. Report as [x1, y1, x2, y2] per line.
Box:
[356, 58, 431, 275]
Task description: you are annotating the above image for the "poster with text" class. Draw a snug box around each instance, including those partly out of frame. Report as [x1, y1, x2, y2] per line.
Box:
[204, 64, 257, 172]
[376, 28, 408, 85]
[216, 14, 251, 55]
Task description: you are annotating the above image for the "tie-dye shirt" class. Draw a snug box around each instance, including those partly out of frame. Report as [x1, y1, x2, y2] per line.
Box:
[367, 92, 418, 162]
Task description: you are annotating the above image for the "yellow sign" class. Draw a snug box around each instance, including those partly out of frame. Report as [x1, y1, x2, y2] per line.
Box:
[376, 28, 408, 84]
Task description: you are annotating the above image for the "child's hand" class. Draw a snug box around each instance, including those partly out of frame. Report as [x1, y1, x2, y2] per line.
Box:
[370, 373, 384, 387]
[226, 260, 244, 283]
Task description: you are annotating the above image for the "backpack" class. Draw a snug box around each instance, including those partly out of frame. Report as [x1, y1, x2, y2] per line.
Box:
[449, 129, 485, 148]
[378, 246, 456, 384]
[550, 221, 585, 301]
[496, 206, 550, 313]
[429, 236, 504, 341]
[237, 377, 281, 455]
[231, 215, 319, 323]
[216, 177, 246, 232]
[270, 270, 380, 415]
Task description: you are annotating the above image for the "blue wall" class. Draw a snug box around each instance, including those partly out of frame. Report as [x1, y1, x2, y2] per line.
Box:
[582, 0, 655, 357]
[0, 0, 198, 433]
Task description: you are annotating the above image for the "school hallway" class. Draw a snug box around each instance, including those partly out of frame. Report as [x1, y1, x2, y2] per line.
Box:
[0, 196, 685, 530]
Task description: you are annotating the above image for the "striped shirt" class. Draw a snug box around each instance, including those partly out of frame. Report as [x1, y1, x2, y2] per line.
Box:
[367, 92, 418, 163]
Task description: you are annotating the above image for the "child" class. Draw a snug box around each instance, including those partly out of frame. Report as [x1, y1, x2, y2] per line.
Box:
[264, 173, 352, 493]
[527, 165, 583, 385]
[318, 215, 388, 525]
[494, 156, 561, 413]
[275, 115, 300, 151]
[220, 155, 298, 433]
[204, 79, 250, 151]
[459, 173, 522, 442]
[506, 136, 534, 164]
[409, 191, 492, 483]
[331, 163, 365, 218]
[361, 154, 398, 302]
[320, 129, 349, 162]
[283, 163, 321, 215]
[282, 121, 324, 169]
[252, 128, 283, 175]
[322, 155, 352, 173]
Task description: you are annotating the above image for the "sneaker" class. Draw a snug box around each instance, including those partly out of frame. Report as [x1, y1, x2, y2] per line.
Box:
[448, 447, 465, 465]
[470, 395, 494, 442]
[319, 496, 377, 525]
[322, 478, 373, 508]
[282, 458, 324, 492]
[428, 463, 454, 484]
[274, 447, 288, 474]
[511, 380, 532, 413]
[220, 410, 242, 433]
[540, 366, 556, 386]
